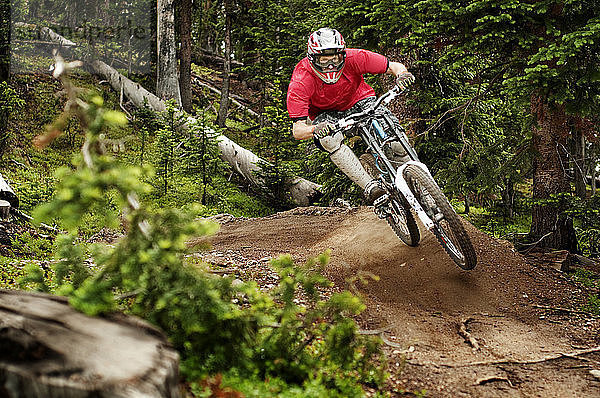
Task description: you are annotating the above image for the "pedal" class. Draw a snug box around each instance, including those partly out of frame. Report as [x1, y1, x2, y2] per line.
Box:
[373, 194, 390, 219]
[374, 193, 389, 208]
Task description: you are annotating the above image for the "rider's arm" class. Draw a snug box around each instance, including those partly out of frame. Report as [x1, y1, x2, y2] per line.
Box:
[292, 119, 315, 140]
[386, 61, 409, 77]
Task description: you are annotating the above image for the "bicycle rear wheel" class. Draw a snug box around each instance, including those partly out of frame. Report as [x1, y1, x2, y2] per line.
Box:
[385, 195, 420, 247]
[360, 154, 420, 247]
[403, 165, 477, 270]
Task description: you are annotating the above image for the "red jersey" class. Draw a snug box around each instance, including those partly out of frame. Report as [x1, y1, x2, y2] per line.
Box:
[287, 48, 389, 120]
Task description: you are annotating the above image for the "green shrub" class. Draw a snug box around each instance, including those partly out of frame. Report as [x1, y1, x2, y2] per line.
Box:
[582, 294, 600, 316]
[10, 231, 53, 260]
[0, 81, 25, 158]
[0, 256, 25, 289]
[21, 69, 386, 396]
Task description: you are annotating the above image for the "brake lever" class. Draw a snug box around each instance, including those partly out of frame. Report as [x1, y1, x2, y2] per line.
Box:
[382, 86, 404, 105]
[332, 86, 407, 132]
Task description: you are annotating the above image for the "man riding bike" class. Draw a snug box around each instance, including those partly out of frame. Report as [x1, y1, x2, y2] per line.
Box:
[287, 27, 415, 205]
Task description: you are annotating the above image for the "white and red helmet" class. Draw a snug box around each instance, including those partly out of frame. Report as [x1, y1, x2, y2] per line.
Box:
[307, 28, 346, 84]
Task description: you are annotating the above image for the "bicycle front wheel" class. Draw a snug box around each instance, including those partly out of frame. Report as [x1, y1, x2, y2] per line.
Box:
[403, 165, 477, 270]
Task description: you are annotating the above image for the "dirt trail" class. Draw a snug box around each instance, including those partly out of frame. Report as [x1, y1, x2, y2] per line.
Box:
[208, 206, 600, 397]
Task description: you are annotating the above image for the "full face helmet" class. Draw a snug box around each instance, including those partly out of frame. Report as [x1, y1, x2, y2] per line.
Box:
[307, 28, 346, 84]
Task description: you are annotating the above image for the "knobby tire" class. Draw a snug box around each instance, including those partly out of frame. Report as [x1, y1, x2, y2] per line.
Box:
[403, 165, 477, 270]
[387, 195, 421, 247]
[360, 154, 420, 247]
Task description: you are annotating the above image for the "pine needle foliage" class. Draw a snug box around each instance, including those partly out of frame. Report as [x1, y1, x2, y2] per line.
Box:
[22, 64, 387, 396]
[0, 81, 25, 158]
[254, 83, 299, 209]
[154, 100, 184, 196]
[185, 114, 227, 206]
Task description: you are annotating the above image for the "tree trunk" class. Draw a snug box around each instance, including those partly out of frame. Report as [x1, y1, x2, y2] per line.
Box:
[217, 0, 232, 127]
[157, 0, 181, 104]
[529, 97, 578, 251]
[88, 59, 321, 206]
[592, 154, 597, 195]
[0, 0, 10, 82]
[0, 289, 180, 398]
[200, 0, 217, 54]
[0, 172, 18, 208]
[0, 0, 9, 147]
[574, 128, 586, 199]
[178, 0, 193, 112]
[90, 60, 167, 111]
[502, 178, 515, 219]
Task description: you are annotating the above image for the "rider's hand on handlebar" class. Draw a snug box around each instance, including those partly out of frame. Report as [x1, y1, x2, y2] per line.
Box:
[313, 122, 335, 140]
[395, 71, 415, 91]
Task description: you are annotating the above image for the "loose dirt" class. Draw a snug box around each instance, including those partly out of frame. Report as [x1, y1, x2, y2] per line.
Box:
[206, 206, 600, 397]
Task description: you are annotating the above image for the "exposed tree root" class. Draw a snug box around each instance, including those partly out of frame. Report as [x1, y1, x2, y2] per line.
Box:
[532, 304, 596, 316]
[409, 346, 600, 368]
[358, 326, 408, 349]
[474, 375, 513, 387]
[458, 317, 480, 350]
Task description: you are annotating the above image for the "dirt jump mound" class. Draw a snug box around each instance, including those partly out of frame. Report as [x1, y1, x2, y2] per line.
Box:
[208, 206, 600, 397]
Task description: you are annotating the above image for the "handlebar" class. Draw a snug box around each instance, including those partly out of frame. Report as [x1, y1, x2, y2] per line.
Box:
[332, 85, 407, 132]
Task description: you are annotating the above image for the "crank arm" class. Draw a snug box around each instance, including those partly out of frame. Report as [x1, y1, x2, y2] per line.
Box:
[373, 194, 390, 219]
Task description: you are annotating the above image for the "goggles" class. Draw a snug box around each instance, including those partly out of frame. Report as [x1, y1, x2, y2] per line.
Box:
[314, 51, 345, 69]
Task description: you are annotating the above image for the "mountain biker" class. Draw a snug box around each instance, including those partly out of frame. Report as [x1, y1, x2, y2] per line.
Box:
[287, 27, 415, 205]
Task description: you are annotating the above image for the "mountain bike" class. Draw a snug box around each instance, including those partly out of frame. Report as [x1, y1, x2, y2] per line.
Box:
[331, 86, 477, 270]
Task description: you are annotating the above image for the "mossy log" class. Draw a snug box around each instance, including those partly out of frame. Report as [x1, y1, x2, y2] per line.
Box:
[0, 289, 180, 398]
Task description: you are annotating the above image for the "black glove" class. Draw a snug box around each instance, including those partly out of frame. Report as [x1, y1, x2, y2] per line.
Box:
[395, 71, 415, 91]
[313, 122, 334, 140]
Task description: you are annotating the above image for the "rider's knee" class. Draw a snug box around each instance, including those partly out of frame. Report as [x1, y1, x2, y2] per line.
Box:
[316, 131, 344, 153]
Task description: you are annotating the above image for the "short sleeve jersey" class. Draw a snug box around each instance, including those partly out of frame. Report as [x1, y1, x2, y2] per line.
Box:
[286, 49, 389, 121]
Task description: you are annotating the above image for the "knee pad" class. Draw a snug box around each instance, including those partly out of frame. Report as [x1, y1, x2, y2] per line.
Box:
[317, 131, 344, 153]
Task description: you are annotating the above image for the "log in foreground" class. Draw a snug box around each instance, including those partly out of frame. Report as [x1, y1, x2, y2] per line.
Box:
[0, 289, 180, 398]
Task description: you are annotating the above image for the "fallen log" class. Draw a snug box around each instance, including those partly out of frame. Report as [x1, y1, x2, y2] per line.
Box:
[32, 26, 322, 206]
[0, 200, 9, 219]
[567, 253, 600, 274]
[89, 59, 321, 205]
[192, 48, 244, 68]
[192, 76, 260, 119]
[0, 289, 180, 397]
[0, 173, 18, 209]
[13, 23, 77, 48]
[528, 249, 600, 273]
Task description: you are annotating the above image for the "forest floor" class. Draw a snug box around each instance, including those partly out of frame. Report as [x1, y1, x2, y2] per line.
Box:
[199, 206, 600, 397]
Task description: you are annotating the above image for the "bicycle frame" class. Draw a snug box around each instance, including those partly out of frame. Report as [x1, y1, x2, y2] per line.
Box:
[333, 86, 439, 232]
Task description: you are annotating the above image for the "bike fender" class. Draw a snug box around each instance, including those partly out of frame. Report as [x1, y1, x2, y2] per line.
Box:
[395, 162, 435, 230]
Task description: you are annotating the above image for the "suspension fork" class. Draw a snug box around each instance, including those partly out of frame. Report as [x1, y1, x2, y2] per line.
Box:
[395, 161, 437, 230]
[358, 123, 397, 181]
[378, 113, 420, 162]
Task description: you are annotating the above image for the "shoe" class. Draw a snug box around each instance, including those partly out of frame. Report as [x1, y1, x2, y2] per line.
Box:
[364, 180, 386, 205]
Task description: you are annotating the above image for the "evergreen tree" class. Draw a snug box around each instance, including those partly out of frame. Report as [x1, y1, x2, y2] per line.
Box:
[186, 115, 228, 205]
[0, 0, 9, 82]
[154, 101, 185, 196]
[254, 82, 299, 208]
[353, 0, 600, 250]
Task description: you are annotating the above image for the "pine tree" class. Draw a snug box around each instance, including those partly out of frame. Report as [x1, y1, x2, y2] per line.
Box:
[355, 0, 600, 250]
